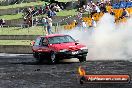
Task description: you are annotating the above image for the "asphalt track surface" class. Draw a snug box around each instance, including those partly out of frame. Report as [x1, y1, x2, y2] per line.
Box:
[0, 53, 132, 88]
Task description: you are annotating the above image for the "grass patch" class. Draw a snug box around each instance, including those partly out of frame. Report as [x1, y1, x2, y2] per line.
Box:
[0, 26, 60, 35]
[55, 0, 78, 2]
[0, 1, 47, 10]
[56, 9, 77, 16]
[0, 9, 77, 20]
[33, 9, 77, 19]
[0, 13, 23, 20]
[0, 26, 45, 35]
[0, 40, 32, 45]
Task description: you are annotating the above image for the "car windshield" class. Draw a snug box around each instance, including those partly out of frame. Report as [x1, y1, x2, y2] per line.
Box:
[48, 35, 75, 44]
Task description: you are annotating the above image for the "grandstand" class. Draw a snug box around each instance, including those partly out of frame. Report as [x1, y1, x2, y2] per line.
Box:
[0, 0, 78, 28]
[0, 0, 132, 46]
[63, 0, 132, 30]
[0, 0, 132, 31]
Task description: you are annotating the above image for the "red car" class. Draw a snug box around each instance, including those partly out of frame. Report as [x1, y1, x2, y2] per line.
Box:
[32, 34, 88, 64]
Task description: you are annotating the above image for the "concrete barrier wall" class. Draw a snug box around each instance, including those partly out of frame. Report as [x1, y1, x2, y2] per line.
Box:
[5, 19, 24, 26]
[0, 45, 32, 54]
[4, 16, 76, 26]
[0, 35, 41, 40]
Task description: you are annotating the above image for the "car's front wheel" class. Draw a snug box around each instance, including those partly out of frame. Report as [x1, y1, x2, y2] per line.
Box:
[78, 56, 86, 62]
[48, 52, 58, 64]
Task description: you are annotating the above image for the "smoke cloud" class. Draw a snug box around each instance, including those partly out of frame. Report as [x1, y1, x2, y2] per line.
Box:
[60, 13, 132, 61]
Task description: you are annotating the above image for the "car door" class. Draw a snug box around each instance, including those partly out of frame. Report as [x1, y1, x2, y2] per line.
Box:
[39, 37, 51, 53]
[32, 37, 41, 52]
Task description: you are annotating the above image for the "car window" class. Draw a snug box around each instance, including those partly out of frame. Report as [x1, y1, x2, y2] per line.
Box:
[41, 37, 48, 46]
[48, 35, 75, 44]
[65, 35, 75, 42]
[34, 37, 41, 46]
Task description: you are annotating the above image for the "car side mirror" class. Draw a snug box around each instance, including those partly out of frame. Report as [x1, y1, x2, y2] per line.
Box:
[75, 40, 79, 45]
[31, 41, 35, 46]
[75, 40, 79, 42]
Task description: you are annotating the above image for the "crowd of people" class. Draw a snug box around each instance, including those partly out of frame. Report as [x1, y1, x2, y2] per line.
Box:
[30, 0, 131, 34]
[78, 0, 111, 16]
[74, 0, 131, 29]
[23, 2, 65, 27]
[1, 0, 131, 35]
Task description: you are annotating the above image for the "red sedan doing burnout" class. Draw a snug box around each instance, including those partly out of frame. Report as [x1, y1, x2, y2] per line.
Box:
[32, 34, 88, 64]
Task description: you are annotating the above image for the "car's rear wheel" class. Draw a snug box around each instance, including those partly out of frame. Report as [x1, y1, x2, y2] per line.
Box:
[36, 53, 43, 64]
[78, 56, 86, 62]
[33, 52, 39, 58]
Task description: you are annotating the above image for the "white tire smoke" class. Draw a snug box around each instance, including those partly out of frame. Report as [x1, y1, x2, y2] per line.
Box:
[60, 13, 132, 61]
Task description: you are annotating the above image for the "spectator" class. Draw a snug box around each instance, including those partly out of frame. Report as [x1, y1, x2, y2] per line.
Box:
[34, 17, 39, 26]
[99, 2, 107, 13]
[81, 20, 87, 30]
[83, 3, 92, 15]
[28, 7, 33, 14]
[91, 17, 97, 28]
[0, 19, 3, 27]
[31, 6, 35, 15]
[2, 19, 5, 25]
[46, 17, 53, 35]
[120, 8, 130, 19]
[91, 3, 100, 17]
[110, 8, 115, 15]
[60, 3, 64, 10]
[42, 17, 48, 35]
[38, 7, 43, 15]
[53, 4, 61, 12]
[77, 12, 82, 20]
[0, 19, 5, 27]
[45, 5, 50, 14]
[47, 9, 56, 18]
[73, 20, 78, 26]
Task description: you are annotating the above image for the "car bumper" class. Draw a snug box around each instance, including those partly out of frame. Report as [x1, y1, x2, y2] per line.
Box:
[56, 49, 88, 59]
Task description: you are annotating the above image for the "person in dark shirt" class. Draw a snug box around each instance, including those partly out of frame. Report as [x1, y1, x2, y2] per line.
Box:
[110, 8, 115, 16]
[47, 9, 56, 18]
[120, 8, 129, 19]
[99, 3, 107, 13]
[0, 19, 2, 25]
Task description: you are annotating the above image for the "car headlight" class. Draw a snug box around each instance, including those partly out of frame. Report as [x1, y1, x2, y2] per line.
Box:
[80, 47, 88, 50]
[59, 49, 68, 52]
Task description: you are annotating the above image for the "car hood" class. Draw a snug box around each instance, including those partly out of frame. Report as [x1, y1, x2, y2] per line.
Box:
[49, 42, 86, 51]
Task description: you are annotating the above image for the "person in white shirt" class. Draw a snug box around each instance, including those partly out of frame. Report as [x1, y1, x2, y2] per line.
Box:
[47, 17, 53, 35]
[81, 20, 87, 31]
[42, 17, 48, 35]
[91, 17, 96, 28]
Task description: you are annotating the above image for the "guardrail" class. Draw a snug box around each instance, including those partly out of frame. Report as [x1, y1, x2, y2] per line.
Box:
[0, 45, 32, 54]
[0, 35, 40, 40]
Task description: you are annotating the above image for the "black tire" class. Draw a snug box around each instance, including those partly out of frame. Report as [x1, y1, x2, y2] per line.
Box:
[36, 53, 43, 64]
[33, 52, 39, 58]
[78, 56, 86, 62]
[48, 52, 58, 64]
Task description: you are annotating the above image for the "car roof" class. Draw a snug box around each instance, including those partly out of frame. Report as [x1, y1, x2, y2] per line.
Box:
[39, 34, 69, 38]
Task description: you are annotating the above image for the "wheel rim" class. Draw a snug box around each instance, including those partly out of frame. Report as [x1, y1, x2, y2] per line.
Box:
[51, 53, 55, 63]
